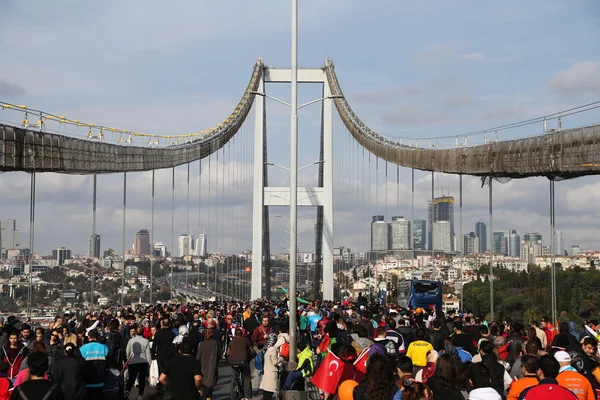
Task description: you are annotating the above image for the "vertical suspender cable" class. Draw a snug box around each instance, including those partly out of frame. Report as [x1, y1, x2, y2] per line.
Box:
[431, 172, 434, 264]
[28, 172, 35, 319]
[459, 174, 463, 312]
[368, 152, 372, 299]
[215, 150, 219, 295]
[221, 147, 225, 295]
[150, 170, 155, 304]
[202, 159, 204, 292]
[91, 173, 96, 306]
[171, 167, 175, 300]
[186, 163, 190, 288]
[411, 168, 415, 259]
[489, 178, 494, 321]
[288, 0, 299, 360]
[208, 155, 212, 293]
[121, 172, 127, 306]
[550, 179, 556, 325]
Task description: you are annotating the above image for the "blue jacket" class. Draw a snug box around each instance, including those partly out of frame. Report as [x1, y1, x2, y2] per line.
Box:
[80, 341, 108, 388]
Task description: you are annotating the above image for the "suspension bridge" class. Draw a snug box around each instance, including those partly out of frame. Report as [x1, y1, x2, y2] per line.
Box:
[1, 58, 599, 311]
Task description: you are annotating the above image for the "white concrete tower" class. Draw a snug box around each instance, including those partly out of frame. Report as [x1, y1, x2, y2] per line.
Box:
[251, 65, 334, 300]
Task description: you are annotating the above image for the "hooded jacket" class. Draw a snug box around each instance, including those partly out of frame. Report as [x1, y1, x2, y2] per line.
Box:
[469, 387, 501, 400]
[2, 342, 26, 379]
[295, 347, 314, 378]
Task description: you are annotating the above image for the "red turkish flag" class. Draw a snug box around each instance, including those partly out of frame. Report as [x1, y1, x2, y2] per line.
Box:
[311, 352, 344, 394]
[354, 347, 369, 375]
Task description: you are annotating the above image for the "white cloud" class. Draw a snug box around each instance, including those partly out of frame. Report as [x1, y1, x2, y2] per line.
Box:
[462, 52, 486, 61]
[546, 61, 600, 96]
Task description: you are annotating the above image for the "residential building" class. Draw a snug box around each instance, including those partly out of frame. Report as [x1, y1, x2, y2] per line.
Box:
[154, 242, 167, 258]
[464, 232, 479, 255]
[475, 221, 486, 253]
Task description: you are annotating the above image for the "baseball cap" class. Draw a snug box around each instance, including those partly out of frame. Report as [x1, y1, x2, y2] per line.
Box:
[554, 351, 571, 363]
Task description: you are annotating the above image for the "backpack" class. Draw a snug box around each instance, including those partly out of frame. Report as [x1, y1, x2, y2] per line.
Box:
[254, 350, 264, 374]
[106, 332, 124, 364]
[16, 383, 57, 400]
[350, 338, 363, 355]
[384, 340, 398, 361]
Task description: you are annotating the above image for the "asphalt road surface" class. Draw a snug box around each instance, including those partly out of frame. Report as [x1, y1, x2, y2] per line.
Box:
[129, 360, 262, 400]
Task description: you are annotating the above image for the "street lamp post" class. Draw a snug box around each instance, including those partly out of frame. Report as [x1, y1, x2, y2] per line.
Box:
[288, 0, 299, 363]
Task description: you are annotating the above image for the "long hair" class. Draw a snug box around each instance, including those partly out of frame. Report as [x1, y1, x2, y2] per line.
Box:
[403, 382, 433, 400]
[365, 354, 394, 400]
[433, 353, 457, 387]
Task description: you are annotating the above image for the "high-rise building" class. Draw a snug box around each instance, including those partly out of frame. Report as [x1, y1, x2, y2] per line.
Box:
[153, 242, 167, 258]
[413, 219, 426, 250]
[509, 230, 520, 257]
[389, 217, 411, 250]
[475, 222, 487, 253]
[178, 234, 193, 257]
[432, 221, 452, 253]
[554, 231, 564, 256]
[371, 216, 388, 251]
[524, 232, 542, 244]
[88, 234, 101, 259]
[493, 231, 507, 255]
[52, 247, 72, 266]
[0, 219, 20, 258]
[195, 233, 207, 257]
[464, 232, 479, 255]
[520, 239, 544, 264]
[428, 197, 454, 250]
[135, 229, 151, 256]
[570, 245, 581, 256]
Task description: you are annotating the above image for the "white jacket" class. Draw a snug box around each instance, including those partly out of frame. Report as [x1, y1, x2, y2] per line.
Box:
[468, 387, 501, 400]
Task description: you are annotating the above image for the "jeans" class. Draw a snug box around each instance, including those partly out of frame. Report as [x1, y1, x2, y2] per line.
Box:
[126, 363, 149, 395]
[282, 370, 304, 390]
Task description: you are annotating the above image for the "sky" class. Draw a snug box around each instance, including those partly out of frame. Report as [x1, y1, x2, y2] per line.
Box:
[0, 0, 599, 256]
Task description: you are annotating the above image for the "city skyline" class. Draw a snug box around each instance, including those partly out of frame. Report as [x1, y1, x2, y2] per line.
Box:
[0, 1, 598, 255]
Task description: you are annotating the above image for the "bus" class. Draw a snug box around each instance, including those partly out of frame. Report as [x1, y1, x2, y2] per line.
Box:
[396, 280, 443, 310]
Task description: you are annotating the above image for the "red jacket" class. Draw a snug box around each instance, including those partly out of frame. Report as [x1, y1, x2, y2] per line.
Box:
[0, 376, 9, 400]
[518, 378, 577, 400]
[2, 343, 26, 379]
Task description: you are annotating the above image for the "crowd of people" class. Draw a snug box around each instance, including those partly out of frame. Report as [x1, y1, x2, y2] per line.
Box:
[0, 296, 599, 400]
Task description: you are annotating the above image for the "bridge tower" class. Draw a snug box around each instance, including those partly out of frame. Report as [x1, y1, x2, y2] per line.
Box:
[252, 65, 334, 300]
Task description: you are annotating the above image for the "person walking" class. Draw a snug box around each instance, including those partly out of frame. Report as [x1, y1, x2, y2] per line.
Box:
[79, 329, 108, 400]
[259, 334, 282, 400]
[125, 326, 152, 399]
[159, 342, 203, 400]
[51, 343, 85, 400]
[197, 328, 220, 400]
[153, 318, 175, 375]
